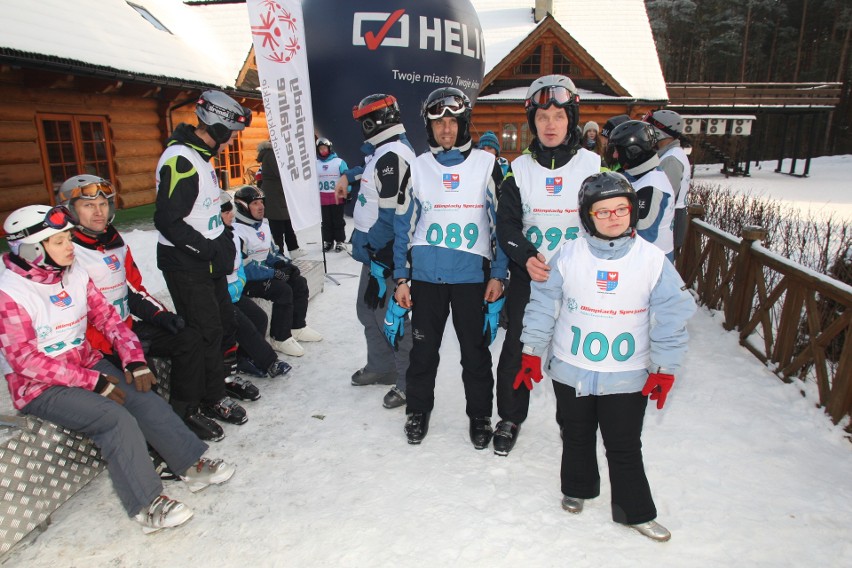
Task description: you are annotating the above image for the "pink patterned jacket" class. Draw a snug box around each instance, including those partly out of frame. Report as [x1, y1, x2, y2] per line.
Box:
[0, 254, 145, 410]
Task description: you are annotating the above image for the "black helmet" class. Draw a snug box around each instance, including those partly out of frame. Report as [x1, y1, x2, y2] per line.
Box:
[352, 94, 401, 138]
[608, 120, 658, 170]
[233, 184, 265, 223]
[422, 87, 472, 150]
[196, 90, 250, 146]
[578, 172, 638, 239]
[524, 75, 581, 146]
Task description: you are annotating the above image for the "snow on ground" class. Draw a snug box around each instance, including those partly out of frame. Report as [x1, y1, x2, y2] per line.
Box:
[693, 155, 852, 221]
[3, 158, 852, 567]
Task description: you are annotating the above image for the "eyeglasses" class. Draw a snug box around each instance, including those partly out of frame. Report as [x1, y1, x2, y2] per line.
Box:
[64, 182, 114, 201]
[525, 86, 578, 110]
[424, 95, 467, 120]
[352, 95, 397, 120]
[590, 206, 632, 220]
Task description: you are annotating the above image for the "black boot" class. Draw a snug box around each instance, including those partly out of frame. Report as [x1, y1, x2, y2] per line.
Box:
[183, 406, 225, 442]
[469, 417, 493, 450]
[405, 411, 430, 444]
[492, 420, 520, 456]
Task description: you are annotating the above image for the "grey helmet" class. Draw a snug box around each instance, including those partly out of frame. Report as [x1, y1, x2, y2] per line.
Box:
[643, 109, 683, 140]
[57, 174, 116, 235]
[195, 90, 250, 146]
[577, 172, 638, 239]
[4, 204, 77, 267]
[524, 74, 581, 147]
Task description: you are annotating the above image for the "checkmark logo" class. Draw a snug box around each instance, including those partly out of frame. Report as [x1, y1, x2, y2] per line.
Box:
[363, 9, 405, 51]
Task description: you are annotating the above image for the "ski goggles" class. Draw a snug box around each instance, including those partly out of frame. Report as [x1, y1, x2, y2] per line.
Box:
[525, 85, 579, 110]
[424, 95, 468, 120]
[352, 95, 397, 120]
[6, 205, 78, 242]
[63, 181, 115, 201]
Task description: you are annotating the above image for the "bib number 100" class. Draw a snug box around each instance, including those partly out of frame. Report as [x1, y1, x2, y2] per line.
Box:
[426, 222, 479, 249]
[569, 326, 635, 362]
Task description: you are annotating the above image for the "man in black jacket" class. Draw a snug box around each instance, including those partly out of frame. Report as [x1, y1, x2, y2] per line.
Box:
[154, 90, 251, 426]
[495, 75, 601, 456]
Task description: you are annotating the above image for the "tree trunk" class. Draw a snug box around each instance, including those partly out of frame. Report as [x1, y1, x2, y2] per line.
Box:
[794, 0, 808, 82]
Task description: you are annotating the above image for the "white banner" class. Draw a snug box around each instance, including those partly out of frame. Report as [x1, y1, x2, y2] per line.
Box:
[247, 0, 319, 231]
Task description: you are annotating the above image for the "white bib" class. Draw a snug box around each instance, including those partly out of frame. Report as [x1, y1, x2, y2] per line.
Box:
[511, 149, 601, 262]
[156, 145, 225, 247]
[226, 230, 242, 285]
[551, 238, 664, 372]
[661, 145, 691, 209]
[317, 156, 345, 194]
[233, 219, 273, 264]
[0, 263, 90, 360]
[634, 168, 676, 254]
[73, 244, 130, 320]
[409, 149, 495, 259]
[353, 141, 416, 232]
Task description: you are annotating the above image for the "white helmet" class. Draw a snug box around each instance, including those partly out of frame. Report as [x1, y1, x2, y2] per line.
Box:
[643, 109, 683, 140]
[196, 90, 251, 146]
[4, 204, 76, 266]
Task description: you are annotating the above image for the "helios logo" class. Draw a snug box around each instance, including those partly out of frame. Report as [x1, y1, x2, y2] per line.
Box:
[353, 10, 483, 60]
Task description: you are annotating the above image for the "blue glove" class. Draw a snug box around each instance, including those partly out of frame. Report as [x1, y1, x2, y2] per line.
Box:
[483, 297, 505, 346]
[363, 260, 391, 310]
[383, 298, 410, 351]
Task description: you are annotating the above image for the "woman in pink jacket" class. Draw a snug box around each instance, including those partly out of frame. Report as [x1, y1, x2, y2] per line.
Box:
[0, 204, 236, 534]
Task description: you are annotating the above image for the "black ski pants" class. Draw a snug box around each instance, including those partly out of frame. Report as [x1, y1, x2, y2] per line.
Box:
[243, 276, 309, 342]
[269, 218, 300, 254]
[552, 381, 657, 525]
[495, 273, 532, 424]
[131, 321, 206, 416]
[234, 296, 277, 370]
[163, 271, 233, 404]
[321, 204, 346, 244]
[405, 281, 494, 419]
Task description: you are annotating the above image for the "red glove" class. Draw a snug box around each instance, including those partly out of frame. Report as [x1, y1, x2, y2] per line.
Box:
[514, 353, 543, 391]
[642, 372, 675, 409]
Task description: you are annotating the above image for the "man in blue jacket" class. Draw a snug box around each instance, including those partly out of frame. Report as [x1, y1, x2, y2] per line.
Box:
[391, 87, 507, 448]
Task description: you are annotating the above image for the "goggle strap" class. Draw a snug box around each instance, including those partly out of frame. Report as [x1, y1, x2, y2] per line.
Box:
[352, 95, 397, 120]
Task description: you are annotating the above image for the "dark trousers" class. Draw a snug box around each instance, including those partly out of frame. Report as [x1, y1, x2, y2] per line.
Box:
[405, 281, 494, 418]
[243, 276, 309, 342]
[163, 271, 234, 403]
[495, 275, 531, 424]
[321, 204, 346, 244]
[132, 321, 206, 414]
[269, 218, 300, 253]
[234, 296, 277, 370]
[552, 381, 656, 525]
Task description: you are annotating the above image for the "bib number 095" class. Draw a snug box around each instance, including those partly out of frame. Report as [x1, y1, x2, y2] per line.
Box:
[526, 226, 579, 251]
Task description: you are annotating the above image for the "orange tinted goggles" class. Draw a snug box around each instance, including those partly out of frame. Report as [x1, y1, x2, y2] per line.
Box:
[66, 182, 114, 200]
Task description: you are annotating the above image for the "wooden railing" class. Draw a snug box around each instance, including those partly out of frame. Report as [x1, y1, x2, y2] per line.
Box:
[667, 82, 842, 108]
[678, 205, 852, 425]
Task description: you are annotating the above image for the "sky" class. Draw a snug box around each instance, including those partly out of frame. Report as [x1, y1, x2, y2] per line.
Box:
[1, 156, 851, 567]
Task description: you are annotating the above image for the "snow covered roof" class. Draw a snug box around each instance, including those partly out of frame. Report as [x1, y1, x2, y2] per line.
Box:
[471, 0, 668, 102]
[0, 0, 665, 101]
[0, 0, 248, 90]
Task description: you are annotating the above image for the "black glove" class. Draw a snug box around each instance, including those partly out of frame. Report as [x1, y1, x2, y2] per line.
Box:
[273, 269, 290, 282]
[273, 259, 291, 270]
[152, 311, 185, 335]
[363, 260, 391, 310]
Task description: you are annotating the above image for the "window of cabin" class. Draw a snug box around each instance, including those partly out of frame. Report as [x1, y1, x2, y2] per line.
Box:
[36, 114, 115, 202]
[520, 123, 532, 151]
[501, 124, 519, 153]
[514, 46, 542, 75]
[214, 135, 243, 189]
[552, 46, 576, 76]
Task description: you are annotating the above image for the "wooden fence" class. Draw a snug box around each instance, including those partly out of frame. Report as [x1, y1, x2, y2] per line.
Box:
[678, 205, 852, 426]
